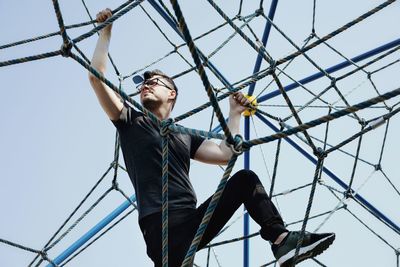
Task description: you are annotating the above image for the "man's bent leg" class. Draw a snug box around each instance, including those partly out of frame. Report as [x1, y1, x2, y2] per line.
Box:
[194, 169, 335, 267]
[196, 169, 287, 248]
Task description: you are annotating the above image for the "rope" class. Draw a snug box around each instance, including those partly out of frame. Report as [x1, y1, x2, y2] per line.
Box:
[206, 0, 274, 65]
[181, 155, 238, 266]
[169, 0, 235, 145]
[293, 157, 325, 264]
[174, 68, 273, 123]
[51, 0, 69, 46]
[28, 164, 114, 266]
[325, 107, 400, 154]
[269, 125, 284, 197]
[70, 52, 161, 125]
[60, 208, 136, 266]
[72, 0, 144, 44]
[246, 86, 400, 147]
[346, 125, 364, 191]
[161, 133, 169, 267]
[0, 238, 42, 254]
[272, 72, 318, 152]
[0, 50, 62, 67]
[276, 0, 397, 65]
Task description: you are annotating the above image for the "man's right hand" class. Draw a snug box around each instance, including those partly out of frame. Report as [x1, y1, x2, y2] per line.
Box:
[96, 8, 113, 35]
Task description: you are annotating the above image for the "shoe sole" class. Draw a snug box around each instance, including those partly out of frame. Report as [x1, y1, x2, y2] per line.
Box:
[280, 233, 335, 267]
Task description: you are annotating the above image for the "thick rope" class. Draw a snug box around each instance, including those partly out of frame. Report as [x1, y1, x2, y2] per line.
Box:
[0, 50, 62, 67]
[169, 0, 235, 145]
[246, 86, 400, 147]
[161, 133, 169, 267]
[51, 0, 69, 46]
[181, 155, 238, 266]
[72, 0, 144, 44]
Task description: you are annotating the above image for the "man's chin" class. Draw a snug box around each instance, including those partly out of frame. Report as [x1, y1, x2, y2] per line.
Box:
[142, 99, 160, 110]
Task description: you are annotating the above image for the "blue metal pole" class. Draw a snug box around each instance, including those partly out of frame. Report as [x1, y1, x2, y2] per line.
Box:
[258, 37, 400, 103]
[244, 1, 279, 265]
[46, 195, 136, 266]
[243, 116, 250, 267]
[255, 112, 400, 234]
[248, 0, 279, 96]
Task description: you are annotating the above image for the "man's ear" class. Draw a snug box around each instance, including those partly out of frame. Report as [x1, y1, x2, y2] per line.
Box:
[168, 89, 177, 100]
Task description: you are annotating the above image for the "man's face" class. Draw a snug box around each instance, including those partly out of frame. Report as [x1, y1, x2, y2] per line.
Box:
[139, 75, 176, 110]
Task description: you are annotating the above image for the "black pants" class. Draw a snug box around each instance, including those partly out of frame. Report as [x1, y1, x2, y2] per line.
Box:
[139, 169, 287, 267]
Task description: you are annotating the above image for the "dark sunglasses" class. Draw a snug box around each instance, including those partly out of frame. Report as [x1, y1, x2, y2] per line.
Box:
[136, 78, 174, 92]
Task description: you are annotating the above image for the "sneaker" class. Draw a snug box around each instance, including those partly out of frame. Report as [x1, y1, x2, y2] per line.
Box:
[271, 231, 335, 266]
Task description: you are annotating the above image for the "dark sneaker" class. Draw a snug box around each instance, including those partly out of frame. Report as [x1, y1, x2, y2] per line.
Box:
[271, 231, 335, 266]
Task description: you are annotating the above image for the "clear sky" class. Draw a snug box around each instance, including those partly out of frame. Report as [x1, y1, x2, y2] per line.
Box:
[1, 0, 399, 266]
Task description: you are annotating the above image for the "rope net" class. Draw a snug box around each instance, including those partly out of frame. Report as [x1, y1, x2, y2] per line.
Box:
[0, 0, 399, 266]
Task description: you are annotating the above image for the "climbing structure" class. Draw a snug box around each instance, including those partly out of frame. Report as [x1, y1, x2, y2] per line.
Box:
[1, 0, 399, 266]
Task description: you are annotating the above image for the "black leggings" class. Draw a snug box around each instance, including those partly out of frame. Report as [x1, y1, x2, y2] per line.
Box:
[139, 169, 287, 267]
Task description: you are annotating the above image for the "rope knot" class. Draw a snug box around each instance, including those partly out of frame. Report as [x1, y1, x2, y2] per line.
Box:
[60, 39, 73, 57]
[345, 189, 355, 199]
[255, 8, 264, 16]
[226, 134, 244, 155]
[359, 118, 367, 127]
[374, 164, 381, 171]
[269, 60, 277, 72]
[39, 250, 49, 260]
[313, 147, 327, 159]
[330, 77, 337, 87]
[160, 118, 174, 137]
[112, 180, 119, 190]
[235, 14, 244, 21]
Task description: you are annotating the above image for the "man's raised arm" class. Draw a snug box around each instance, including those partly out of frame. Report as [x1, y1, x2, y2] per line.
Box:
[88, 8, 123, 121]
[194, 92, 250, 165]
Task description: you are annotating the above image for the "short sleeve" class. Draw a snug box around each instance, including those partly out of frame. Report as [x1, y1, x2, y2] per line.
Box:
[190, 134, 205, 159]
[112, 101, 141, 129]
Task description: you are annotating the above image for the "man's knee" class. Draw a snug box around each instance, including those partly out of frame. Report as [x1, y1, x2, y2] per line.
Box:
[233, 169, 258, 180]
[230, 169, 263, 191]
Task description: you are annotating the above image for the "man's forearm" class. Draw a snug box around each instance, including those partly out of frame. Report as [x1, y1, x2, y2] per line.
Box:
[88, 14, 123, 121]
[91, 32, 111, 75]
[219, 111, 242, 158]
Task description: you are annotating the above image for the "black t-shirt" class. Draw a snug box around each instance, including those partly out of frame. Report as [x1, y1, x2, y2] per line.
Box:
[113, 102, 205, 220]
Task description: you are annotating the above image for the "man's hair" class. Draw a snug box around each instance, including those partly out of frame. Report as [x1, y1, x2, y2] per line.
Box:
[143, 69, 178, 110]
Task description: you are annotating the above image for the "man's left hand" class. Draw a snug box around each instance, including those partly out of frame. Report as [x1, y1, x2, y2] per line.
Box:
[229, 92, 251, 115]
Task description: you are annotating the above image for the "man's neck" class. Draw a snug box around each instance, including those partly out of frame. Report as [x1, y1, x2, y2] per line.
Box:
[150, 106, 171, 121]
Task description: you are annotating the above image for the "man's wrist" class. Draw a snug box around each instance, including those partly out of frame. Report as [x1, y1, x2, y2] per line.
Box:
[99, 29, 112, 39]
[229, 110, 242, 118]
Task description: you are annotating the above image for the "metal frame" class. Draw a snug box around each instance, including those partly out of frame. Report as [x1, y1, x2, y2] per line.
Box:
[47, 1, 400, 266]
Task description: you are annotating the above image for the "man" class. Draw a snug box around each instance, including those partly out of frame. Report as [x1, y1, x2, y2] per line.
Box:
[88, 9, 335, 267]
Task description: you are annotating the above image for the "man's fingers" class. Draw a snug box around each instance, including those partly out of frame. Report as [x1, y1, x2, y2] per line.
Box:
[96, 9, 112, 23]
[232, 92, 251, 106]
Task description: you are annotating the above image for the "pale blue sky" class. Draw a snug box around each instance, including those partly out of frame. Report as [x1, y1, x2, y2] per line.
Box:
[1, 1, 399, 266]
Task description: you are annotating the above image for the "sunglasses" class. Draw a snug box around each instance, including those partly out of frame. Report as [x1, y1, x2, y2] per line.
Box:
[136, 78, 174, 92]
